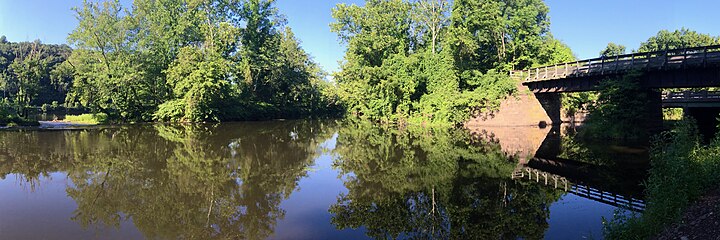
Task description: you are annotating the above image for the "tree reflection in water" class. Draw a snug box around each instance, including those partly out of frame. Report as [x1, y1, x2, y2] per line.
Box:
[0, 121, 335, 239]
[330, 120, 565, 239]
[0, 120, 571, 239]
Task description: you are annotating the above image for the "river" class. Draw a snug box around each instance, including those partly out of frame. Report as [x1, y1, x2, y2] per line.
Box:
[0, 120, 647, 239]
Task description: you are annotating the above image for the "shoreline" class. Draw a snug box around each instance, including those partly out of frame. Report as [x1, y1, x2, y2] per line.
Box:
[655, 188, 720, 240]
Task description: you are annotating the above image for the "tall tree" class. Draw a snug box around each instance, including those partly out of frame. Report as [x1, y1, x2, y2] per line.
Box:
[412, 0, 450, 53]
[66, 0, 154, 119]
[8, 47, 47, 107]
[447, 0, 550, 72]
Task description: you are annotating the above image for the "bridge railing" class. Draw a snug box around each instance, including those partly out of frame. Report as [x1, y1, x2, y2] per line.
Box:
[662, 90, 720, 102]
[511, 166, 646, 212]
[511, 45, 720, 82]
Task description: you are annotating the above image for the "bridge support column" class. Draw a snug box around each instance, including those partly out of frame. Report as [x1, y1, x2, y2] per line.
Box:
[645, 90, 664, 133]
[535, 93, 562, 125]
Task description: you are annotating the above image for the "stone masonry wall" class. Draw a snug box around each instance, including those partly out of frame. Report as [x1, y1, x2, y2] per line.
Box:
[465, 80, 559, 127]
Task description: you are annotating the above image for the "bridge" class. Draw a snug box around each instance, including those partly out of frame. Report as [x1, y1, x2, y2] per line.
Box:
[662, 90, 720, 108]
[509, 126, 648, 212]
[513, 45, 720, 93]
[512, 164, 646, 212]
[505, 44, 720, 130]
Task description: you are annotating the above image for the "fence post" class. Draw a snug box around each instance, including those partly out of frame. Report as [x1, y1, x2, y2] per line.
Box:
[614, 55, 620, 72]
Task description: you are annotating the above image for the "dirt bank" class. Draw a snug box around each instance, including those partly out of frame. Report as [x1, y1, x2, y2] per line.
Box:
[655, 188, 720, 240]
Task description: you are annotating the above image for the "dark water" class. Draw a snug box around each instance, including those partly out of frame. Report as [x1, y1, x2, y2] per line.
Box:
[0, 120, 647, 239]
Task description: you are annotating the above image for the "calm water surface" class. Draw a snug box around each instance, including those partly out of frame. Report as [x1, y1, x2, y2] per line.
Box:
[0, 120, 647, 239]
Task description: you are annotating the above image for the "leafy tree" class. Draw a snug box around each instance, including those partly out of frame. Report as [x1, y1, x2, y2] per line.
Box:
[64, 0, 339, 122]
[0, 39, 72, 108]
[585, 71, 652, 140]
[8, 47, 47, 107]
[600, 42, 626, 57]
[412, 0, 450, 53]
[66, 0, 154, 120]
[637, 28, 720, 52]
[155, 47, 235, 122]
[446, 0, 550, 72]
[331, 0, 551, 125]
[536, 35, 576, 66]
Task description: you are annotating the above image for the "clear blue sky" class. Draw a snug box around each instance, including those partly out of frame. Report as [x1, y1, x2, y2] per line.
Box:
[2, 0, 720, 73]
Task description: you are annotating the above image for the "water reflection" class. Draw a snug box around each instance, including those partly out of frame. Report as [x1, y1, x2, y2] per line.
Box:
[0, 121, 335, 239]
[0, 120, 647, 239]
[330, 121, 565, 239]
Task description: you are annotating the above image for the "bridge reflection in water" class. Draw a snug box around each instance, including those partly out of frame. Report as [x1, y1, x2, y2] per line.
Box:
[512, 166, 646, 212]
[469, 124, 649, 213]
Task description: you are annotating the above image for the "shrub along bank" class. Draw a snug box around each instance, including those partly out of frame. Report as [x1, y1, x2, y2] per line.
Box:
[604, 117, 720, 239]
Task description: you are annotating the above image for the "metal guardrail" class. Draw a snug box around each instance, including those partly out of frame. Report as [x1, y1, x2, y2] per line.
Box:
[511, 45, 720, 82]
[511, 166, 646, 212]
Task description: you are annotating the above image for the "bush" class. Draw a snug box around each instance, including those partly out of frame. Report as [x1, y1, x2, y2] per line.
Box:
[604, 117, 720, 239]
[585, 71, 652, 140]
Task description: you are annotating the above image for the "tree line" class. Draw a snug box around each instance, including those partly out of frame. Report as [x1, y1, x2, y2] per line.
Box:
[54, 0, 342, 122]
[331, 0, 573, 125]
[0, 38, 73, 109]
[5, 0, 718, 126]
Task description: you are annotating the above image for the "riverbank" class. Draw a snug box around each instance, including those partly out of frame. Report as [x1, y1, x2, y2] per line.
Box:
[655, 188, 720, 240]
[37, 120, 97, 128]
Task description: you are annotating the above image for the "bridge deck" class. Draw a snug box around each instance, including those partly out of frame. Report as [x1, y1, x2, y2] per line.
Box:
[512, 45, 720, 83]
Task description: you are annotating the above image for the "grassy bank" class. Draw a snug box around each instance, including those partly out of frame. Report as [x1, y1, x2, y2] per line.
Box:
[604, 117, 720, 239]
[64, 113, 109, 125]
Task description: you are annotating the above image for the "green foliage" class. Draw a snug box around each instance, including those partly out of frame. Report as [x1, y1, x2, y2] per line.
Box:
[637, 28, 720, 52]
[535, 35, 577, 66]
[41, 103, 51, 112]
[65, 113, 109, 124]
[447, 0, 550, 71]
[331, 0, 553, 125]
[585, 72, 651, 140]
[663, 108, 683, 121]
[155, 47, 235, 122]
[0, 98, 38, 126]
[604, 118, 720, 239]
[600, 43, 627, 57]
[64, 0, 340, 122]
[0, 39, 70, 109]
[562, 92, 598, 117]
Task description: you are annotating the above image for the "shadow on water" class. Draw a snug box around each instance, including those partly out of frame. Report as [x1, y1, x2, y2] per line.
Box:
[0, 120, 648, 239]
